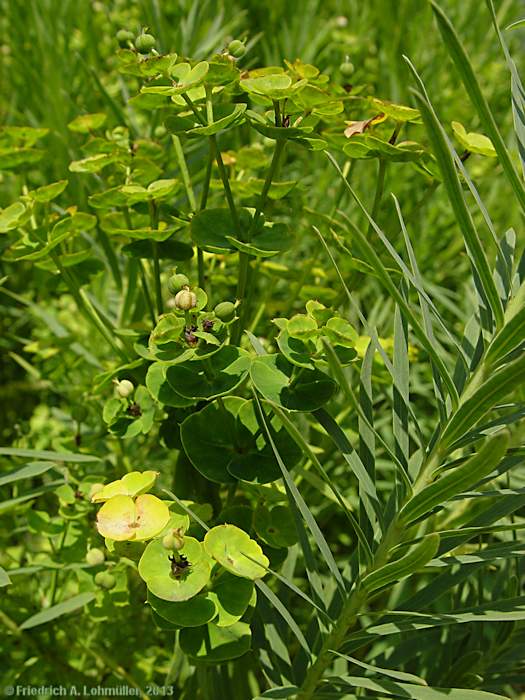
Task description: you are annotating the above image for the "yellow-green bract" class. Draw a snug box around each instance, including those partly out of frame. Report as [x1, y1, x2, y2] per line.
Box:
[204, 524, 269, 580]
[91, 470, 159, 502]
[96, 494, 169, 541]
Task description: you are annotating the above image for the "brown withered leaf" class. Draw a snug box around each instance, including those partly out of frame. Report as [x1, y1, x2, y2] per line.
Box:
[344, 113, 386, 138]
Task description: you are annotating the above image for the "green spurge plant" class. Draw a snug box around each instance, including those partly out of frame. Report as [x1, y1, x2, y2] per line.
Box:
[1, 1, 525, 698]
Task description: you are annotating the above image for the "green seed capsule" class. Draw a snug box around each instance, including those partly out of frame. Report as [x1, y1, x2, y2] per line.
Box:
[116, 29, 134, 48]
[172, 530, 185, 550]
[86, 548, 105, 566]
[339, 61, 355, 77]
[228, 39, 246, 58]
[167, 273, 190, 295]
[115, 379, 134, 398]
[135, 33, 156, 54]
[94, 571, 116, 590]
[162, 534, 175, 550]
[175, 288, 197, 310]
[214, 301, 236, 322]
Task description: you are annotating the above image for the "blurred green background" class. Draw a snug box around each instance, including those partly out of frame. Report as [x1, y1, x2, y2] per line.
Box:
[0, 0, 523, 446]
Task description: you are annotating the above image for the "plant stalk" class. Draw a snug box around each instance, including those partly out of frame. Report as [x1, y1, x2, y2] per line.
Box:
[232, 137, 286, 343]
[51, 251, 128, 362]
[148, 201, 163, 317]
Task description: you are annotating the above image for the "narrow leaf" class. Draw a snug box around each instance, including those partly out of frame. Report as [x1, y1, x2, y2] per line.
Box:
[399, 431, 509, 525]
[327, 674, 508, 699]
[441, 354, 525, 447]
[431, 1, 525, 215]
[0, 447, 100, 462]
[361, 534, 440, 593]
[0, 461, 56, 486]
[19, 592, 95, 630]
[409, 87, 504, 330]
[331, 650, 428, 685]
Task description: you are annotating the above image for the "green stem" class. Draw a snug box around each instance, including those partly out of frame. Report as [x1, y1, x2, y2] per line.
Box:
[212, 137, 241, 232]
[153, 247, 163, 317]
[123, 206, 156, 326]
[366, 125, 400, 237]
[138, 261, 156, 327]
[48, 523, 69, 606]
[232, 137, 286, 344]
[118, 258, 138, 326]
[195, 100, 215, 293]
[183, 92, 241, 234]
[51, 251, 128, 362]
[172, 134, 197, 210]
[148, 200, 163, 317]
[367, 158, 387, 237]
[96, 226, 122, 291]
[296, 519, 403, 700]
[274, 99, 282, 127]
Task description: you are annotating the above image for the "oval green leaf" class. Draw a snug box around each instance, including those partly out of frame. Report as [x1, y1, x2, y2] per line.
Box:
[179, 621, 251, 663]
[250, 354, 336, 411]
[204, 524, 269, 580]
[138, 537, 211, 602]
[148, 590, 217, 627]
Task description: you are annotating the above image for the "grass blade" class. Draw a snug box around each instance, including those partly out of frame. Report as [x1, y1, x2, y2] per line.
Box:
[393, 296, 410, 504]
[431, 0, 525, 215]
[313, 408, 384, 532]
[327, 674, 508, 699]
[404, 80, 505, 330]
[19, 592, 95, 630]
[321, 162, 461, 407]
[253, 394, 346, 594]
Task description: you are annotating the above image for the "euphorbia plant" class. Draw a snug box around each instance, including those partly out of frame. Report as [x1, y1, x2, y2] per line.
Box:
[91, 470, 267, 661]
[2, 3, 525, 698]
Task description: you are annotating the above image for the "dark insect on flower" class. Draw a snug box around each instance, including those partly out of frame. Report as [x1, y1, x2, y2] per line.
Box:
[127, 402, 142, 417]
[184, 326, 198, 346]
[202, 319, 214, 332]
[282, 115, 290, 128]
[168, 553, 191, 579]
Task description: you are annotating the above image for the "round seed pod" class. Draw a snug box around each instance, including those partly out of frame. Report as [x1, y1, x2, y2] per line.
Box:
[214, 301, 236, 322]
[86, 548, 105, 566]
[172, 529, 185, 550]
[167, 273, 190, 295]
[94, 571, 116, 590]
[135, 33, 156, 54]
[174, 288, 197, 311]
[228, 39, 246, 58]
[116, 29, 134, 48]
[162, 533, 175, 550]
[339, 61, 355, 77]
[115, 379, 134, 398]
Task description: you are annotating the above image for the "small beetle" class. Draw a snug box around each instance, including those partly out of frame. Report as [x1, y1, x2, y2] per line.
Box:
[127, 402, 142, 417]
[168, 553, 191, 579]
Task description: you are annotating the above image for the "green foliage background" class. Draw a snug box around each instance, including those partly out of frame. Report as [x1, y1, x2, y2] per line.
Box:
[1, 0, 525, 698]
